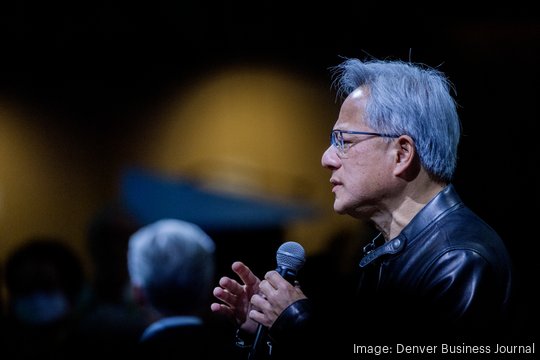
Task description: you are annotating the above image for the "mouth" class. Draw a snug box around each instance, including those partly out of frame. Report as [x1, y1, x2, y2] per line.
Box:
[330, 178, 341, 192]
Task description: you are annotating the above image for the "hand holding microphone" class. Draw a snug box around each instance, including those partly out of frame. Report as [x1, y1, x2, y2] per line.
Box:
[248, 242, 307, 360]
[210, 241, 307, 360]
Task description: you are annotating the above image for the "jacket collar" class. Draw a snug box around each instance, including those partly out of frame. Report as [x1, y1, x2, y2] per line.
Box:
[359, 184, 462, 267]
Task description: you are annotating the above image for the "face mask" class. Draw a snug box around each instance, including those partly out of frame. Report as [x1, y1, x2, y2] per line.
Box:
[12, 291, 70, 325]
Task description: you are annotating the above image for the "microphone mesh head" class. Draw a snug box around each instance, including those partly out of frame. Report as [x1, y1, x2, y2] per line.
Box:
[276, 241, 306, 271]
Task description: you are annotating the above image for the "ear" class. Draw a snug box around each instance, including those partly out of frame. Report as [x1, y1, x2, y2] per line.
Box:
[392, 135, 417, 178]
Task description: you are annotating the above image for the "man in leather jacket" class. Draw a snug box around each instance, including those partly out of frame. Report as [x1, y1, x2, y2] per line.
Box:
[211, 58, 513, 358]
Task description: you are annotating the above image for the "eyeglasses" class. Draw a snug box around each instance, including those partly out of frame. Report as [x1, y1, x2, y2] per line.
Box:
[330, 129, 399, 156]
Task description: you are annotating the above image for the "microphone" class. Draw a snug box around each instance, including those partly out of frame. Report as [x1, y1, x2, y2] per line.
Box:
[248, 241, 306, 360]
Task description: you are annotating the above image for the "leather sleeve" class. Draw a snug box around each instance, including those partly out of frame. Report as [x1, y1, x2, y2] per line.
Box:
[420, 248, 508, 336]
[268, 298, 313, 346]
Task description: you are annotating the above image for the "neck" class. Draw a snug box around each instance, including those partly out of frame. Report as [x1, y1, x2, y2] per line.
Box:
[372, 177, 446, 241]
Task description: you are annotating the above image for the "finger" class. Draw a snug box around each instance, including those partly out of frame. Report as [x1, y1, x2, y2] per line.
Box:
[210, 302, 232, 315]
[232, 261, 260, 288]
[258, 279, 276, 298]
[249, 295, 279, 328]
[249, 295, 271, 326]
[218, 276, 244, 297]
[264, 270, 289, 289]
[213, 286, 238, 307]
[210, 302, 234, 319]
[250, 293, 268, 311]
[248, 308, 266, 326]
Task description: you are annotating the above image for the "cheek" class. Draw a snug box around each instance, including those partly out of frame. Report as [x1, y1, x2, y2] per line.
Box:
[341, 165, 368, 196]
[343, 157, 389, 194]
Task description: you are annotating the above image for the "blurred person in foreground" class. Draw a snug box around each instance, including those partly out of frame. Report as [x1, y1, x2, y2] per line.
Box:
[3, 239, 85, 359]
[74, 208, 147, 356]
[211, 58, 514, 358]
[128, 218, 232, 359]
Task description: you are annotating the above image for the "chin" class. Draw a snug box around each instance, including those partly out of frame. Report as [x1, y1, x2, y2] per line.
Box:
[333, 203, 348, 215]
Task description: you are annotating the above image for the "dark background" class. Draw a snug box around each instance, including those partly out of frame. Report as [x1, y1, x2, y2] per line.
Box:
[0, 0, 538, 341]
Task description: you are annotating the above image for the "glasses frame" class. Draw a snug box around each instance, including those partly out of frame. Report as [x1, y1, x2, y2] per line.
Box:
[331, 129, 399, 156]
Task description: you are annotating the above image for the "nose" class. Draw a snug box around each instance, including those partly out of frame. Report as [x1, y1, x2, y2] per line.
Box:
[321, 145, 340, 170]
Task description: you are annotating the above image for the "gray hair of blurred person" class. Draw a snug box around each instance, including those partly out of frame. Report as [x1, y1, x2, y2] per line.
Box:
[127, 219, 216, 315]
[332, 58, 461, 183]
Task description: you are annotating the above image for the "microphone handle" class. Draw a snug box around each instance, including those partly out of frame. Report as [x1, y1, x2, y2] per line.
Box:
[247, 266, 297, 360]
[248, 323, 267, 360]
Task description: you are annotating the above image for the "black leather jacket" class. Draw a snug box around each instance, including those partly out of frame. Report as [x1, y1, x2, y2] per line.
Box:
[269, 185, 513, 353]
